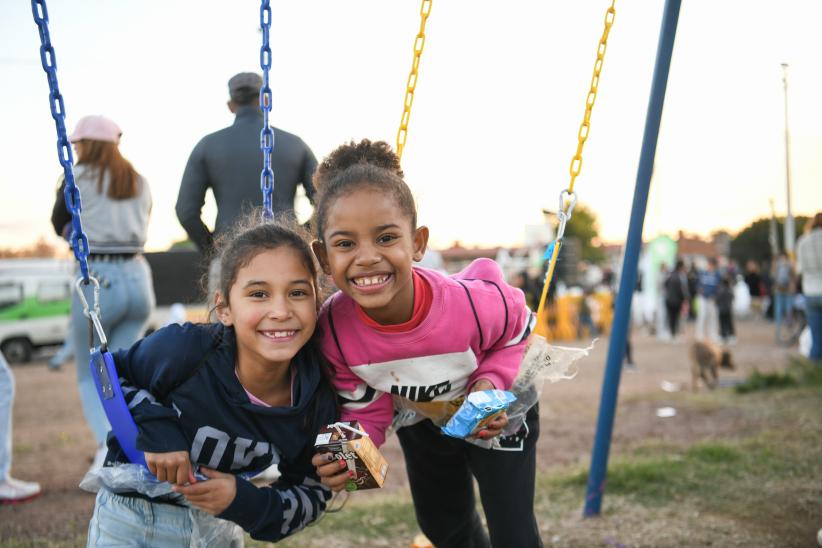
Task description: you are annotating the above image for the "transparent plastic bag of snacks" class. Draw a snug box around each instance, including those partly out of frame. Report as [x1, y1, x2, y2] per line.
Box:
[391, 396, 465, 430]
[80, 462, 178, 498]
[502, 338, 594, 436]
[189, 508, 244, 547]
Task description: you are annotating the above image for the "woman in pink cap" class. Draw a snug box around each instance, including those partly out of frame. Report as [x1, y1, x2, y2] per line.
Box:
[50, 115, 155, 475]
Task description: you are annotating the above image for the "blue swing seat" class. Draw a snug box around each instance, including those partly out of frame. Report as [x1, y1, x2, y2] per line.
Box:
[89, 350, 147, 468]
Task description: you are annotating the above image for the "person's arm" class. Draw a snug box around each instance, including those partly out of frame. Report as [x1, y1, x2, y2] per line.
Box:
[299, 142, 318, 205]
[216, 439, 332, 541]
[175, 140, 214, 255]
[326, 338, 393, 447]
[680, 273, 690, 301]
[317, 306, 393, 447]
[50, 176, 72, 238]
[460, 260, 531, 391]
[113, 324, 212, 454]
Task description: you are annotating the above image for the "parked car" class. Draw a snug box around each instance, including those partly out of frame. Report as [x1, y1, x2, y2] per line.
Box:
[0, 259, 73, 363]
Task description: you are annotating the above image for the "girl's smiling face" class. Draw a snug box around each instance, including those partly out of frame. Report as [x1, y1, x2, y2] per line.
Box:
[216, 246, 318, 372]
[315, 187, 428, 325]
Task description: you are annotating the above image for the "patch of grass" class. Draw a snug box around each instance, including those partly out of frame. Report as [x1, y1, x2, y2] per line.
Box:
[261, 491, 420, 548]
[684, 442, 741, 464]
[735, 369, 796, 393]
[790, 356, 822, 386]
[735, 356, 822, 394]
[0, 538, 85, 548]
[12, 442, 34, 454]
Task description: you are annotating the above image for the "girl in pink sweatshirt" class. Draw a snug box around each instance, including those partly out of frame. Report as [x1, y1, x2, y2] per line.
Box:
[310, 140, 542, 548]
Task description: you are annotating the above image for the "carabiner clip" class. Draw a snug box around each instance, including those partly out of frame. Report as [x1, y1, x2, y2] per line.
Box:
[75, 277, 108, 351]
[559, 189, 578, 220]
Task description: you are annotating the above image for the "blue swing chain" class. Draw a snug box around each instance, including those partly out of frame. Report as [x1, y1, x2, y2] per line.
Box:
[31, 0, 91, 282]
[32, 0, 107, 351]
[259, 0, 275, 221]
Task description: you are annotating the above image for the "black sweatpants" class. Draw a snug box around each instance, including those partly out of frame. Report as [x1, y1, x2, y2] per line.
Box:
[666, 301, 682, 337]
[719, 310, 735, 339]
[396, 404, 542, 548]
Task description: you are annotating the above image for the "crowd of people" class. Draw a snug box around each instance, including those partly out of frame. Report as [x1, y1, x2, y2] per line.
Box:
[646, 247, 822, 352]
[501, 222, 822, 367]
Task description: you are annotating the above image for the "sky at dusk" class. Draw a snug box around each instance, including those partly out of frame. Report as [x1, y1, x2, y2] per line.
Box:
[1, 1, 820, 252]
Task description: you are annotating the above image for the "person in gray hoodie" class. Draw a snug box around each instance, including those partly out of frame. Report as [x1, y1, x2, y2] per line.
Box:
[51, 114, 155, 475]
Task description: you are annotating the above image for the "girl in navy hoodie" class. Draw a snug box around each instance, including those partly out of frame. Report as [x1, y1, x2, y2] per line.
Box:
[87, 220, 337, 546]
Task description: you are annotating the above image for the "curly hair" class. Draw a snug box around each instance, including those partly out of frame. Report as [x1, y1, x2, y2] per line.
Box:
[311, 139, 416, 241]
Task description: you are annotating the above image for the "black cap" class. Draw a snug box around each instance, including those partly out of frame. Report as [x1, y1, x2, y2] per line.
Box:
[228, 72, 262, 102]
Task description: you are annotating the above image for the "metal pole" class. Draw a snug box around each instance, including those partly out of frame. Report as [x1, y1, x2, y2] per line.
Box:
[583, 0, 681, 517]
[769, 198, 780, 258]
[781, 63, 795, 258]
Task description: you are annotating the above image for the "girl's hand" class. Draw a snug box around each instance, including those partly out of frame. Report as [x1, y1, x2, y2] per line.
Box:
[145, 450, 196, 485]
[173, 467, 236, 516]
[469, 379, 509, 440]
[311, 452, 352, 492]
[474, 411, 509, 440]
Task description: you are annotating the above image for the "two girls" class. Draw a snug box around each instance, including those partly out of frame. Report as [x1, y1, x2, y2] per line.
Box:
[87, 221, 337, 545]
[311, 140, 542, 547]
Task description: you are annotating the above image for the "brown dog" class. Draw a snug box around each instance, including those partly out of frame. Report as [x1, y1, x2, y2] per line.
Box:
[689, 341, 734, 391]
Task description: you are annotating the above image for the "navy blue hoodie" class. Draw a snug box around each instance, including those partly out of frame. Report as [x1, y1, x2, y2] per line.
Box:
[104, 322, 337, 542]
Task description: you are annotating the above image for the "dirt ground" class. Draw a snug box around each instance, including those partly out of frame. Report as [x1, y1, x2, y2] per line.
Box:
[0, 318, 795, 544]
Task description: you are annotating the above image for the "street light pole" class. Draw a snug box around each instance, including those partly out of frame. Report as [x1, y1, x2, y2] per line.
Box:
[781, 63, 796, 258]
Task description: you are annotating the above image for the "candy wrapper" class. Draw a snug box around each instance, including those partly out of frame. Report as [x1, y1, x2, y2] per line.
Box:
[314, 421, 389, 491]
[441, 390, 516, 439]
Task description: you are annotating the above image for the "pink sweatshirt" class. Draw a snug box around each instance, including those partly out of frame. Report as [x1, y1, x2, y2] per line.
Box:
[318, 259, 532, 447]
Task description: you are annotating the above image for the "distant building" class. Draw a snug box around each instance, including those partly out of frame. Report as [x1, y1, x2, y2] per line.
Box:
[676, 230, 721, 267]
[439, 241, 502, 273]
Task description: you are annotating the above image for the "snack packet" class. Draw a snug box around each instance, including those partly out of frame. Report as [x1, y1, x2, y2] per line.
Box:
[314, 421, 389, 491]
[441, 390, 516, 439]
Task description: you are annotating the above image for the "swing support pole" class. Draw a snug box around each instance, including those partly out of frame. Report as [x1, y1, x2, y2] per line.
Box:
[583, 0, 681, 517]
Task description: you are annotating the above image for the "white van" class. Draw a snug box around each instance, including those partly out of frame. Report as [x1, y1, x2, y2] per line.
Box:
[0, 252, 208, 363]
[0, 259, 74, 363]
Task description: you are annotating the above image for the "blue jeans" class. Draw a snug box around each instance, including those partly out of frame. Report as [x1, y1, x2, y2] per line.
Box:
[807, 295, 822, 361]
[0, 352, 13, 480]
[87, 489, 243, 547]
[72, 257, 155, 445]
[774, 292, 793, 336]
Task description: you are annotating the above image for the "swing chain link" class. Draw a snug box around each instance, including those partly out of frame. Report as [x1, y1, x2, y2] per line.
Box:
[396, 0, 432, 162]
[259, 0, 275, 221]
[536, 1, 615, 318]
[567, 0, 616, 194]
[31, 0, 92, 282]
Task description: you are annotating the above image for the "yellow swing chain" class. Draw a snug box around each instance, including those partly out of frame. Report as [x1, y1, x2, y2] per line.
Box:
[396, 0, 432, 162]
[535, 0, 616, 328]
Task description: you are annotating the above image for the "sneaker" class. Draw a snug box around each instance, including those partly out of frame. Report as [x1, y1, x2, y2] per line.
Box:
[0, 476, 42, 504]
[88, 444, 108, 475]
